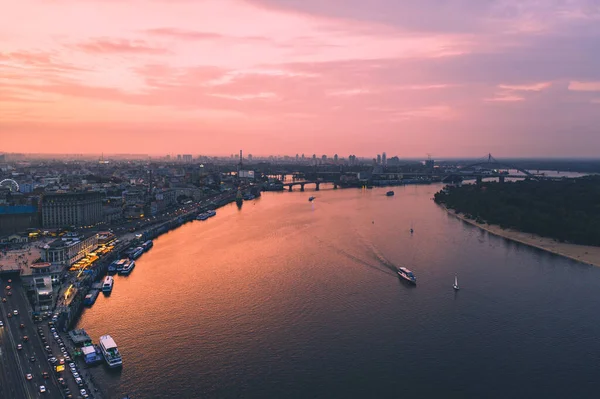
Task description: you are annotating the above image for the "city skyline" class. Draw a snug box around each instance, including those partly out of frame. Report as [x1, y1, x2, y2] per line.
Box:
[2, 0, 600, 157]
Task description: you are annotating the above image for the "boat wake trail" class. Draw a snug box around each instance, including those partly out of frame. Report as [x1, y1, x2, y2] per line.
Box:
[313, 235, 395, 277]
[354, 229, 399, 274]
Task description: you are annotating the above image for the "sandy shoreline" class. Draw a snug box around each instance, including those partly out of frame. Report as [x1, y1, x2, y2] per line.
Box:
[440, 204, 600, 267]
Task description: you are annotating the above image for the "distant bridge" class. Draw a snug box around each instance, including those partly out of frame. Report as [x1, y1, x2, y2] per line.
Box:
[283, 180, 339, 191]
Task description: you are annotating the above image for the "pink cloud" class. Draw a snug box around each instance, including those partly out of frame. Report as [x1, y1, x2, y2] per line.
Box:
[1, 0, 600, 157]
[74, 38, 168, 55]
[498, 82, 552, 91]
[568, 81, 600, 91]
[145, 28, 225, 41]
[484, 95, 525, 102]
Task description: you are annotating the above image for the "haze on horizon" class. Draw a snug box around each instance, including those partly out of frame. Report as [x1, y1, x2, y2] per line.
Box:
[1, 0, 600, 158]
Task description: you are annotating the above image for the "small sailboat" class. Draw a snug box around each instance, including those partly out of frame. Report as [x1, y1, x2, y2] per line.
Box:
[453, 275, 459, 290]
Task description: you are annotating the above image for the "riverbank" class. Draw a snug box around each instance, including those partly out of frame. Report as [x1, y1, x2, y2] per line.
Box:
[441, 205, 600, 267]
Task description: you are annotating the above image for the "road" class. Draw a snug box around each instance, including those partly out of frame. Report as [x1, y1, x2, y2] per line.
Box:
[0, 279, 63, 398]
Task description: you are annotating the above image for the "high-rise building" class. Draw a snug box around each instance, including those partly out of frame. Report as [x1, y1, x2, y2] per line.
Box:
[382, 152, 387, 166]
[248, 154, 253, 161]
[377, 154, 382, 164]
[334, 154, 338, 163]
[182, 154, 192, 163]
[42, 192, 103, 228]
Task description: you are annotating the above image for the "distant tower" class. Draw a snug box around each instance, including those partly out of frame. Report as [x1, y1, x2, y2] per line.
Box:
[334, 154, 338, 163]
[382, 152, 386, 166]
[377, 154, 381, 165]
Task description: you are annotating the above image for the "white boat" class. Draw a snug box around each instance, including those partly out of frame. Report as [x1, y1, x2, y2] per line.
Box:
[453, 275, 460, 290]
[114, 259, 127, 272]
[99, 335, 122, 368]
[206, 210, 216, 217]
[119, 260, 135, 275]
[101, 276, 113, 293]
[397, 267, 416, 284]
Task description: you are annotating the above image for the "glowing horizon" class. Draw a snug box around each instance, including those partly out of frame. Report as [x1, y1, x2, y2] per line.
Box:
[2, 0, 600, 157]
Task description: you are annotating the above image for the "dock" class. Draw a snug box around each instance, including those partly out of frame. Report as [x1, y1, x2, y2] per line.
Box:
[68, 328, 92, 345]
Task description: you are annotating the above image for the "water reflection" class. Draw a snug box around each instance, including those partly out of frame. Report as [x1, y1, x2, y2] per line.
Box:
[78, 185, 600, 399]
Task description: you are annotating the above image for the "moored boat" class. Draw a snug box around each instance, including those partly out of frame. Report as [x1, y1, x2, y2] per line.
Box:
[107, 261, 118, 274]
[101, 276, 114, 293]
[84, 289, 100, 306]
[142, 240, 153, 251]
[130, 247, 144, 259]
[99, 334, 122, 368]
[197, 213, 209, 220]
[119, 260, 135, 275]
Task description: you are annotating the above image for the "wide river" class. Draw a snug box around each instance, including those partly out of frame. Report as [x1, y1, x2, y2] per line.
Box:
[78, 184, 600, 399]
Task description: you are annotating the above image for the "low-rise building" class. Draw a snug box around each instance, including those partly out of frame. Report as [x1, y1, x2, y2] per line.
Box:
[41, 232, 98, 267]
[0, 205, 39, 237]
[32, 274, 54, 311]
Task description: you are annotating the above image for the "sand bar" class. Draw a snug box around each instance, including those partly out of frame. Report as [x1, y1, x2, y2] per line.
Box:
[441, 205, 600, 267]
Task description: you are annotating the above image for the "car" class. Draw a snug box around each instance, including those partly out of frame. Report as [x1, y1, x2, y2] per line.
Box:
[17, 344, 22, 350]
[59, 358, 65, 365]
[80, 389, 87, 396]
[5, 285, 10, 290]
[7, 313, 12, 318]
[68, 362, 75, 369]
[1, 297, 6, 302]
[72, 372, 79, 378]
[29, 356, 35, 362]
[26, 373, 32, 380]
[19, 323, 25, 328]
[42, 371, 49, 379]
[6, 291, 11, 296]
[39, 385, 46, 393]
[50, 328, 56, 333]
[49, 357, 57, 364]
[13, 310, 18, 315]
[0, 320, 3, 327]
[23, 335, 28, 341]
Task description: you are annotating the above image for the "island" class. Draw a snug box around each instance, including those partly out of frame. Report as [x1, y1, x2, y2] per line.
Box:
[434, 176, 600, 266]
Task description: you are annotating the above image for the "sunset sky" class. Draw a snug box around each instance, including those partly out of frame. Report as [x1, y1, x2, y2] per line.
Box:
[1, 0, 600, 157]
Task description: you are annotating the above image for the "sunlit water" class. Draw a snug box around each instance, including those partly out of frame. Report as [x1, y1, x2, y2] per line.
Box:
[78, 184, 600, 398]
